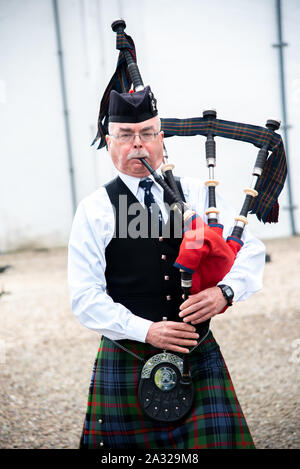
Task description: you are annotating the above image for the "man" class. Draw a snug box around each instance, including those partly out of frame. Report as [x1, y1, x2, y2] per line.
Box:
[68, 86, 265, 449]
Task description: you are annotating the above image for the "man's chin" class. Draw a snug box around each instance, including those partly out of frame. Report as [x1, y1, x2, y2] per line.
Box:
[131, 158, 147, 168]
[129, 160, 149, 177]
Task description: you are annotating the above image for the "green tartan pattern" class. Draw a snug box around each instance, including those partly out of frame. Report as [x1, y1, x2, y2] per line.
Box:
[80, 331, 255, 449]
[161, 117, 286, 224]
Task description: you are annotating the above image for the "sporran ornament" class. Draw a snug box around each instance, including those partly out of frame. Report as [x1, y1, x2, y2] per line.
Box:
[138, 351, 194, 422]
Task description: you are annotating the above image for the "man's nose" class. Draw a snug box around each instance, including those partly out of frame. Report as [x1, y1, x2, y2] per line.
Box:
[133, 134, 143, 147]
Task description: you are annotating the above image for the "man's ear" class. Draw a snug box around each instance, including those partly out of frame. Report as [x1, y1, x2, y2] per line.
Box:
[106, 134, 111, 150]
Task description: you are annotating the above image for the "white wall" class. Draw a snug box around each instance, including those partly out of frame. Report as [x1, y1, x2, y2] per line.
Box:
[0, 0, 299, 252]
[0, 0, 73, 251]
[284, 0, 300, 237]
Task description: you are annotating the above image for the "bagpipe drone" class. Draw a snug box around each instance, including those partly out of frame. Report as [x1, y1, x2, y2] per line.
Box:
[92, 20, 287, 423]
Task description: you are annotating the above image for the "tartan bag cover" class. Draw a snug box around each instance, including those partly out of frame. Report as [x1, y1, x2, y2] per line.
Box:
[161, 117, 286, 224]
[80, 331, 255, 449]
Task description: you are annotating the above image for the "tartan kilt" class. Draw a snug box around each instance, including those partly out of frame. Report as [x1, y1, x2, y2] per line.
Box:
[79, 331, 255, 449]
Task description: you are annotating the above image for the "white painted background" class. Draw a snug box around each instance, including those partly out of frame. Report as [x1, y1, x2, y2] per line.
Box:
[0, 0, 299, 252]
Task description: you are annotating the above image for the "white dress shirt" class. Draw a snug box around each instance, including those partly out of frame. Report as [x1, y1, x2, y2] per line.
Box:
[68, 171, 266, 342]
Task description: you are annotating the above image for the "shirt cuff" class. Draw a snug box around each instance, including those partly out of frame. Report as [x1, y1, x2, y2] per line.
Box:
[126, 314, 153, 343]
[217, 276, 261, 302]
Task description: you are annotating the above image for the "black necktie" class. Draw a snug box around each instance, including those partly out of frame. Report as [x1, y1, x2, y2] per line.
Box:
[139, 178, 163, 235]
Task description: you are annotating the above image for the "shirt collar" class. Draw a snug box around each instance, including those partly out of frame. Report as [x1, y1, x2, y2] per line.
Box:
[117, 168, 164, 198]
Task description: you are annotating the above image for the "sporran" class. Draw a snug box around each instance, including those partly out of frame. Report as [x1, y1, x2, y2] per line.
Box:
[138, 351, 194, 422]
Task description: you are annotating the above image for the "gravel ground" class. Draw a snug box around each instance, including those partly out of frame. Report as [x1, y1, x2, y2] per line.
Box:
[0, 236, 299, 449]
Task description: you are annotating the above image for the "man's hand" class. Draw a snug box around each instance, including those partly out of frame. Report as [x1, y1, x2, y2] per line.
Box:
[145, 321, 199, 354]
[179, 286, 227, 325]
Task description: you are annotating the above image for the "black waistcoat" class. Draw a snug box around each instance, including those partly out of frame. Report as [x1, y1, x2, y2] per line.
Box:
[104, 176, 209, 335]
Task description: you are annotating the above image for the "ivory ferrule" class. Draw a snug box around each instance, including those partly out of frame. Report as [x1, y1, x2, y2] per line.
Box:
[206, 207, 220, 215]
[235, 215, 248, 225]
[244, 188, 258, 197]
[205, 180, 219, 187]
[161, 163, 175, 172]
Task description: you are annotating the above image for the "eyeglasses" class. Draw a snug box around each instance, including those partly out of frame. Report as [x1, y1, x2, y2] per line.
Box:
[109, 131, 159, 144]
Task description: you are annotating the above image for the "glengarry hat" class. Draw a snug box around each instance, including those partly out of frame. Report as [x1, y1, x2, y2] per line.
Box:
[108, 85, 158, 123]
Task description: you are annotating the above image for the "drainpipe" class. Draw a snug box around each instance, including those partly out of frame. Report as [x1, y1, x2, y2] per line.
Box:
[52, 0, 77, 215]
[273, 0, 297, 235]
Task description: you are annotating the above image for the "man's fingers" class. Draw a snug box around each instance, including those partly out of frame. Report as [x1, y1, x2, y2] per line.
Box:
[163, 324, 199, 340]
[167, 329, 199, 339]
[167, 337, 198, 346]
[179, 300, 208, 317]
[146, 320, 201, 353]
[191, 312, 213, 325]
[180, 292, 206, 309]
[166, 345, 190, 354]
[182, 310, 209, 323]
[166, 321, 197, 332]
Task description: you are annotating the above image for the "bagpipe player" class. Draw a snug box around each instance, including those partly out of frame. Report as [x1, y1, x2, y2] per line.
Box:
[67, 86, 266, 449]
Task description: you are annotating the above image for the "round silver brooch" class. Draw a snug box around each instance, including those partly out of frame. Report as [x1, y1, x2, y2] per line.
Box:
[154, 366, 177, 391]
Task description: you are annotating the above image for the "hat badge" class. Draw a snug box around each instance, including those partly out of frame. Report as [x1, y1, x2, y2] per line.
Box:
[149, 90, 157, 113]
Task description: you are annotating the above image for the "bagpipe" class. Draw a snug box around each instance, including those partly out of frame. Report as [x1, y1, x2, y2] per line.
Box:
[94, 19, 287, 308]
[93, 20, 287, 423]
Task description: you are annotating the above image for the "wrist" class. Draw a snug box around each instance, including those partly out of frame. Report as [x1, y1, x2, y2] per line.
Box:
[217, 284, 234, 306]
